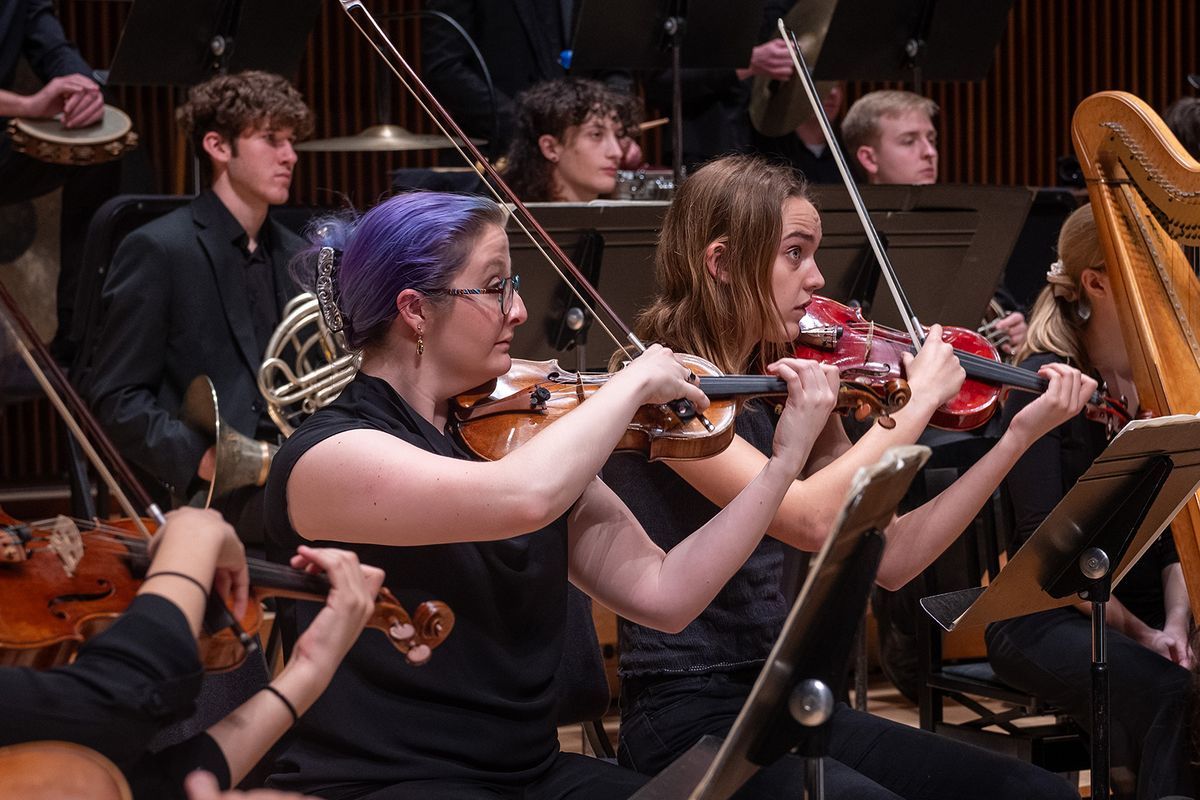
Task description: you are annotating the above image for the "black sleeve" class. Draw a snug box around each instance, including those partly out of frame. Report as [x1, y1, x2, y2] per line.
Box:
[22, 0, 92, 82]
[129, 732, 231, 800]
[421, 0, 512, 143]
[0, 594, 204, 766]
[83, 229, 208, 495]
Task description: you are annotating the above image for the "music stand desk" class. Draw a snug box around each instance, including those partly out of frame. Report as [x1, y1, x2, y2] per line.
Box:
[923, 414, 1200, 631]
[921, 413, 1200, 798]
[631, 445, 931, 800]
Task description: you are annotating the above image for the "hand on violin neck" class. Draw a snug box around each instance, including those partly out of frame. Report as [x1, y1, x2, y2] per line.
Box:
[611, 344, 709, 413]
[767, 358, 840, 475]
[140, 507, 248, 631]
[1005, 363, 1098, 446]
[285, 545, 385, 678]
[900, 325, 966, 414]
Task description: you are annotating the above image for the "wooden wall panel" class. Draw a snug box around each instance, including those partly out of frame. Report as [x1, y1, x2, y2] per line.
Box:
[57, 0, 1199, 198]
[10, 0, 1197, 490]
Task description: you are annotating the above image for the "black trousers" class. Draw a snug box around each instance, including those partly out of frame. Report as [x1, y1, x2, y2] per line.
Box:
[987, 608, 1194, 800]
[619, 671, 1079, 800]
[305, 752, 647, 799]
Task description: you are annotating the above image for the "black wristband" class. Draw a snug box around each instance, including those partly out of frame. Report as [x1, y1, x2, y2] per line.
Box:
[142, 570, 209, 598]
[262, 684, 299, 725]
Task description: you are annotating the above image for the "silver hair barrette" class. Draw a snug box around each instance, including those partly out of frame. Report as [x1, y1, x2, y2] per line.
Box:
[315, 246, 347, 335]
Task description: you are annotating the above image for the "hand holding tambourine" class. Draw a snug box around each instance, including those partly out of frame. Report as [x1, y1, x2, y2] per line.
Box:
[7, 73, 137, 166]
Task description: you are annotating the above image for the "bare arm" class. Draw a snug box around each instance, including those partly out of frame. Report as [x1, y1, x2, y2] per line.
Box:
[667, 327, 966, 554]
[205, 548, 384, 784]
[569, 360, 840, 632]
[880, 363, 1096, 588]
[138, 508, 249, 633]
[288, 346, 707, 546]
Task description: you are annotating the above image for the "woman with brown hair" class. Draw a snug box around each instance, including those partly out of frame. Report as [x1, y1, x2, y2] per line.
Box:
[985, 203, 1194, 800]
[261, 190, 842, 799]
[602, 153, 1093, 799]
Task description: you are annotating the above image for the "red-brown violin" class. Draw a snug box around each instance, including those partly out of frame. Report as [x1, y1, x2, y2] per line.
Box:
[794, 295, 1120, 431]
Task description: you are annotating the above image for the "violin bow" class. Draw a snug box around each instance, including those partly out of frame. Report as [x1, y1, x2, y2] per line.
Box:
[0, 283, 162, 535]
[777, 19, 927, 349]
[338, 0, 645, 360]
[0, 283, 266, 653]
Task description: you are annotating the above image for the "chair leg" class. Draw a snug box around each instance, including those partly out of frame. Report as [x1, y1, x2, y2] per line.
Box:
[854, 612, 869, 711]
[583, 718, 615, 759]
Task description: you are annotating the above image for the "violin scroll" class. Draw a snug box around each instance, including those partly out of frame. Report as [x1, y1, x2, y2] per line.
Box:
[839, 379, 911, 430]
[372, 590, 455, 666]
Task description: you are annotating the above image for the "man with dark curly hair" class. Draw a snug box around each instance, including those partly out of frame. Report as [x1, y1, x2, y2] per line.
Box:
[83, 70, 313, 546]
[503, 78, 641, 203]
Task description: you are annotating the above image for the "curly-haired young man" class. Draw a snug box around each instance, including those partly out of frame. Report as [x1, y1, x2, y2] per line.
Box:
[503, 78, 642, 202]
[83, 70, 313, 545]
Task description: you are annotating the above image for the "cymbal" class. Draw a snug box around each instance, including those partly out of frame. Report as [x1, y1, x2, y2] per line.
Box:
[295, 124, 483, 153]
[749, 0, 838, 138]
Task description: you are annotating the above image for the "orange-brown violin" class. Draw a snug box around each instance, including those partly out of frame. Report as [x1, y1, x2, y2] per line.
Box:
[451, 354, 911, 462]
[0, 508, 454, 671]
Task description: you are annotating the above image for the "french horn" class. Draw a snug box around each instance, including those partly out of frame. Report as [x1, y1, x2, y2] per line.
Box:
[257, 292, 362, 437]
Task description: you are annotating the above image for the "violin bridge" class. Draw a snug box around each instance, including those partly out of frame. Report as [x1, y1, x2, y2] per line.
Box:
[49, 515, 84, 577]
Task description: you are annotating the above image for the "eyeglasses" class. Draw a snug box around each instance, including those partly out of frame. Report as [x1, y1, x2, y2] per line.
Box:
[441, 274, 521, 315]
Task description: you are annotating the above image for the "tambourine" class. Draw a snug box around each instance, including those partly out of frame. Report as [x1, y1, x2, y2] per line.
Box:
[7, 105, 138, 166]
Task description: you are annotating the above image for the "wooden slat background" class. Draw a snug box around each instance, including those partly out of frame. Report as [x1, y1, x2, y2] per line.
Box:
[5, 0, 1198, 488]
[54, 0, 1200, 202]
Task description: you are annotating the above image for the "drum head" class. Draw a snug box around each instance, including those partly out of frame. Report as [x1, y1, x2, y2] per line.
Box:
[8, 105, 137, 165]
[12, 105, 132, 144]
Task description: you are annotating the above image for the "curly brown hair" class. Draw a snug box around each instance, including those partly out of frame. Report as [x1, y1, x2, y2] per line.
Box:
[176, 70, 313, 164]
[503, 78, 641, 202]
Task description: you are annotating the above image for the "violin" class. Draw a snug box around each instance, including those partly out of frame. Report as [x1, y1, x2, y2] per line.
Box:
[0, 508, 454, 671]
[0, 741, 130, 800]
[794, 295, 1117, 431]
[451, 354, 911, 462]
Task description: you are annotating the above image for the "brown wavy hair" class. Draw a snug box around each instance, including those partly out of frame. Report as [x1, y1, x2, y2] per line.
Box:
[177, 70, 313, 171]
[503, 78, 640, 202]
[627, 154, 812, 374]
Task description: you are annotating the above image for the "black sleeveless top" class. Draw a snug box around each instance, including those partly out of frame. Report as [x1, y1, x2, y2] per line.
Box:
[602, 402, 789, 679]
[264, 373, 569, 793]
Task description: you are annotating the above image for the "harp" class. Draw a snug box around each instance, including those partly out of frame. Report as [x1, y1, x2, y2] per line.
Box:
[1072, 91, 1200, 616]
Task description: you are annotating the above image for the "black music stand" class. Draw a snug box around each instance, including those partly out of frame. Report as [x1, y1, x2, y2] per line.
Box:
[504, 187, 1031, 369]
[108, 0, 320, 87]
[809, 0, 1014, 92]
[570, 0, 765, 183]
[920, 414, 1200, 799]
[631, 445, 931, 800]
[506, 202, 667, 368]
[807, 184, 1032, 329]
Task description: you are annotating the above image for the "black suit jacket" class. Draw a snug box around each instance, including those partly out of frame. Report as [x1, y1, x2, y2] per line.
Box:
[422, 0, 570, 149]
[83, 192, 303, 497]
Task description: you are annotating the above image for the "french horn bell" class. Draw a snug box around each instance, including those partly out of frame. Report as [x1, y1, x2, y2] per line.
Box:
[181, 374, 277, 509]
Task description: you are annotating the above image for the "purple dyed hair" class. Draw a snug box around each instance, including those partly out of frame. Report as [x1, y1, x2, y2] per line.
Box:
[299, 193, 508, 350]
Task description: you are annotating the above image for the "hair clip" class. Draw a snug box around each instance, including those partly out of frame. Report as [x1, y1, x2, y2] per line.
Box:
[315, 246, 347, 335]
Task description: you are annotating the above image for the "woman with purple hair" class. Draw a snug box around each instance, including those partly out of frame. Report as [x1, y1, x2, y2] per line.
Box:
[261, 191, 840, 798]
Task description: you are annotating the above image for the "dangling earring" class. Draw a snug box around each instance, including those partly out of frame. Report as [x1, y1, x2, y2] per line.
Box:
[1076, 296, 1092, 322]
[416, 328, 425, 356]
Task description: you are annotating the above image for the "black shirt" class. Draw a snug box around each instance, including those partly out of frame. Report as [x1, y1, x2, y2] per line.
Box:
[1002, 352, 1178, 627]
[264, 372, 570, 794]
[603, 401, 787, 680]
[0, 594, 231, 799]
